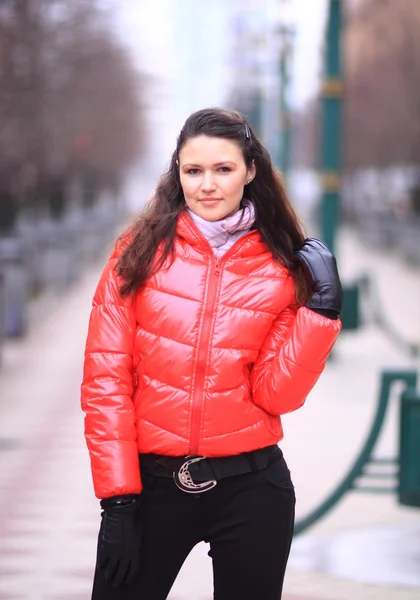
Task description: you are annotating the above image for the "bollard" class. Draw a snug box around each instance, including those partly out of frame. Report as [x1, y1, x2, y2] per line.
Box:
[24, 218, 81, 292]
[19, 218, 53, 294]
[78, 204, 120, 264]
[0, 237, 28, 337]
[0, 272, 4, 366]
[397, 218, 420, 266]
[341, 283, 360, 330]
[78, 207, 108, 264]
[41, 219, 81, 291]
[399, 387, 420, 508]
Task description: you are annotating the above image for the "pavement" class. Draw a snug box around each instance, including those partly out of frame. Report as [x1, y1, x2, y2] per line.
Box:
[0, 225, 419, 600]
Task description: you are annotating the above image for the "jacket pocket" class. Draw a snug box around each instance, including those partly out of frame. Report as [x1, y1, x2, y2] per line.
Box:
[248, 398, 280, 436]
[268, 412, 281, 436]
[259, 452, 295, 491]
[244, 366, 281, 436]
[259, 407, 281, 436]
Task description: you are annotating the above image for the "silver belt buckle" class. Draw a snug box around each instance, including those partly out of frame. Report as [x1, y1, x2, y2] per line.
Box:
[173, 456, 217, 493]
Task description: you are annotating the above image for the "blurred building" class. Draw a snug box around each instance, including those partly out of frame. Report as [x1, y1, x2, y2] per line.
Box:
[226, 0, 301, 169]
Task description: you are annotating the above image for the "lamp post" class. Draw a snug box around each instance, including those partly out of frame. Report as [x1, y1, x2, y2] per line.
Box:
[320, 0, 360, 332]
[320, 0, 344, 255]
[278, 24, 295, 182]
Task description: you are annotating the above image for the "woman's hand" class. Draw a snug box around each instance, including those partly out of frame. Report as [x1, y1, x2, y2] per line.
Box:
[97, 494, 142, 588]
[295, 238, 343, 319]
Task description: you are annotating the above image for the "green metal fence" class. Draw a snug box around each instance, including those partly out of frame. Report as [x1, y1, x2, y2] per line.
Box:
[294, 369, 419, 536]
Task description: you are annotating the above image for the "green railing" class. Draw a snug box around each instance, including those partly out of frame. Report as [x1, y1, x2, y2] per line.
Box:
[294, 370, 418, 535]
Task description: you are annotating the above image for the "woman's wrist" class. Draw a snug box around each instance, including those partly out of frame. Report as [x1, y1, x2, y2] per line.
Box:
[306, 307, 339, 320]
[100, 494, 140, 510]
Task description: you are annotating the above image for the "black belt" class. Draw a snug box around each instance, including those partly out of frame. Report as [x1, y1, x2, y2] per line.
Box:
[139, 445, 281, 494]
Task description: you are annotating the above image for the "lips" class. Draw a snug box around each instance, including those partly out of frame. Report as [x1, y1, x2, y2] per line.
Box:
[199, 198, 222, 205]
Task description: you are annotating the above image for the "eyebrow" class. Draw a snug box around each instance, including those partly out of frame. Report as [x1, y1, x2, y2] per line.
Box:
[181, 161, 237, 168]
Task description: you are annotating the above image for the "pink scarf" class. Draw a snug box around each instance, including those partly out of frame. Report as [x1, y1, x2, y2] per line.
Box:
[187, 200, 256, 258]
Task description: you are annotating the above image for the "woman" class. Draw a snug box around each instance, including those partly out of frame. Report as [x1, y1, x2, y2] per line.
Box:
[81, 107, 342, 600]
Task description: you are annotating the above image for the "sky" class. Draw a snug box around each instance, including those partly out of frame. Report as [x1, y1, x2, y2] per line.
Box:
[288, 0, 329, 107]
[110, 0, 329, 109]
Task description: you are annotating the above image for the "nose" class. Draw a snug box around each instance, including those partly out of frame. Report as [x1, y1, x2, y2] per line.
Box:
[201, 172, 216, 192]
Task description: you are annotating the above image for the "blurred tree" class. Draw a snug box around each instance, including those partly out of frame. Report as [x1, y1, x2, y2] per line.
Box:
[292, 0, 420, 176]
[344, 0, 420, 169]
[0, 0, 146, 229]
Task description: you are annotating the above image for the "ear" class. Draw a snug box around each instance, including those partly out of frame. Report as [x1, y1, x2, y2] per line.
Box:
[246, 161, 256, 184]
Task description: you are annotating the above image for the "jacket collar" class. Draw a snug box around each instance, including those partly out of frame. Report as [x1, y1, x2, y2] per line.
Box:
[176, 210, 267, 259]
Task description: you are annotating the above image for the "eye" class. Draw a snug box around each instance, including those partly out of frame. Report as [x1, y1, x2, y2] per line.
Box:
[186, 168, 200, 175]
[218, 166, 231, 173]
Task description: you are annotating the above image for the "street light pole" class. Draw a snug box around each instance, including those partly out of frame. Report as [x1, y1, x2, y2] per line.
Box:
[320, 0, 344, 255]
[278, 25, 294, 182]
[319, 0, 361, 333]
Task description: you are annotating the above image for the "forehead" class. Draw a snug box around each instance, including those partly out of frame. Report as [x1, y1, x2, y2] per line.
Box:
[179, 135, 244, 165]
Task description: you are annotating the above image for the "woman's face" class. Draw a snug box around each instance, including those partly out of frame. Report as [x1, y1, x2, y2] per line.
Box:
[178, 135, 256, 221]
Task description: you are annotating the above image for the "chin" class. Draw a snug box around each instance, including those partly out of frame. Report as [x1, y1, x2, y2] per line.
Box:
[191, 205, 229, 222]
[202, 206, 241, 222]
[203, 212, 228, 222]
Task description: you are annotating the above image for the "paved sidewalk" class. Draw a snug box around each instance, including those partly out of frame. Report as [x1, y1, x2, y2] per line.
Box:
[0, 226, 419, 599]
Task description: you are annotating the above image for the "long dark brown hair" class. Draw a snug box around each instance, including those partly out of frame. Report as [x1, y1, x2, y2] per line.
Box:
[116, 107, 312, 304]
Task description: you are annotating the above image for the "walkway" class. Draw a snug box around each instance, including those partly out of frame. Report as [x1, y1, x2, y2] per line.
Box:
[0, 226, 419, 599]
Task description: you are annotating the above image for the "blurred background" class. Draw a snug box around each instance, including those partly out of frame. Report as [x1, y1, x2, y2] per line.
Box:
[0, 1, 419, 599]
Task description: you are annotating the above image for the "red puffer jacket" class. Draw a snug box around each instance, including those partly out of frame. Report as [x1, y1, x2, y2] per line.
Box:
[81, 212, 341, 498]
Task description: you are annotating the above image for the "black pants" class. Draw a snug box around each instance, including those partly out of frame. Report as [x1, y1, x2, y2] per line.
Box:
[92, 450, 295, 600]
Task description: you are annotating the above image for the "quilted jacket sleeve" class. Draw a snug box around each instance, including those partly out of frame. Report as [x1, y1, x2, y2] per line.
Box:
[251, 305, 341, 415]
[80, 247, 140, 499]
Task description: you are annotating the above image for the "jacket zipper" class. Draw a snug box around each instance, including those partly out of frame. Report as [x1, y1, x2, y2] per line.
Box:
[184, 214, 256, 455]
[190, 258, 222, 455]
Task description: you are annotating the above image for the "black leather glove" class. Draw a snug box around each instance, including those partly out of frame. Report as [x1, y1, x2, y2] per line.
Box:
[96, 494, 142, 588]
[295, 238, 343, 319]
